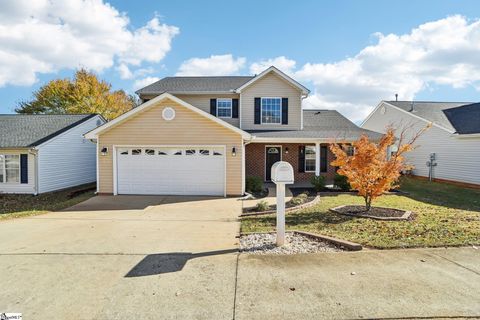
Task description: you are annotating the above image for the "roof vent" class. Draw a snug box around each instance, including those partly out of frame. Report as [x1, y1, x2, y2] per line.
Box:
[395, 93, 398, 101]
[410, 101, 415, 112]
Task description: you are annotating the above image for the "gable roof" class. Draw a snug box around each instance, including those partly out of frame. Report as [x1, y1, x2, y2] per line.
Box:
[136, 76, 254, 95]
[236, 66, 310, 96]
[248, 110, 383, 141]
[376, 101, 479, 134]
[443, 103, 480, 134]
[84, 93, 251, 140]
[134, 66, 310, 97]
[0, 114, 98, 148]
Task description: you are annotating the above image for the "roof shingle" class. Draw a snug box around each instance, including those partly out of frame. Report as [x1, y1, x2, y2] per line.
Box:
[136, 76, 254, 95]
[0, 114, 97, 148]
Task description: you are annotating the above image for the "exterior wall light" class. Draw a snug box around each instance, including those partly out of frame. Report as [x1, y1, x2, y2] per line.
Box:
[285, 147, 289, 154]
[101, 147, 108, 156]
[231, 147, 236, 157]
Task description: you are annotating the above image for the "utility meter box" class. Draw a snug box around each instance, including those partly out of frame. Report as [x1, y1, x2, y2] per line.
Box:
[271, 161, 294, 184]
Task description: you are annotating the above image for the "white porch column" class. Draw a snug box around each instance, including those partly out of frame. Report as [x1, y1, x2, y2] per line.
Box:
[315, 142, 320, 176]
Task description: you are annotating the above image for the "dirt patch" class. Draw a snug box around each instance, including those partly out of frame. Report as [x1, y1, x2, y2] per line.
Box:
[330, 205, 412, 221]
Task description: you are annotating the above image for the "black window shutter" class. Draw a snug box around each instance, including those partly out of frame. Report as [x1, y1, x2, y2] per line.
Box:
[282, 98, 288, 125]
[232, 99, 239, 118]
[210, 99, 217, 116]
[254, 97, 261, 124]
[20, 154, 28, 184]
[298, 146, 305, 173]
[320, 146, 328, 173]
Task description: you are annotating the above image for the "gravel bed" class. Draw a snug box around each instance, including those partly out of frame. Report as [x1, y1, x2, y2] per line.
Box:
[240, 232, 345, 254]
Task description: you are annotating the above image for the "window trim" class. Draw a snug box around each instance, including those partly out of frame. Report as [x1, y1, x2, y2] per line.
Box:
[216, 98, 233, 119]
[304, 146, 316, 173]
[0, 154, 21, 184]
[260, 97, 282, 125]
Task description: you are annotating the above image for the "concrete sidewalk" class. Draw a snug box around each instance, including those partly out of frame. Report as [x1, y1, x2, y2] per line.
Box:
[235, 247, 480, 319]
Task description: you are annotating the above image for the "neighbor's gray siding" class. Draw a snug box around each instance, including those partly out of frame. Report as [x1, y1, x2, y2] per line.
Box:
[362, 102, 480, 185]
[37, 115, 105, 193]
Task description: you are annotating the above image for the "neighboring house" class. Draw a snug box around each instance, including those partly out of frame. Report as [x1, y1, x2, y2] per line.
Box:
[85, 66, 381, 196]
[362, 101, 480, 187]
[0, 114, 106, 194]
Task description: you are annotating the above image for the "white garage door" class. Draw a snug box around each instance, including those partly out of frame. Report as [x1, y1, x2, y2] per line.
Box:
[116, 146, 225, 196]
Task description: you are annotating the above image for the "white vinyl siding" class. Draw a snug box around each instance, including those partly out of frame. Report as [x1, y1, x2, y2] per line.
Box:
[37, 116, 105, 193]
[362, 102, 480, 186]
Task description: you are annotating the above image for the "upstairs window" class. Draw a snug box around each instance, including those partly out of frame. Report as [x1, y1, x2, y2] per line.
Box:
[261, 97, 281, 124]
[216, 99, 232, 118]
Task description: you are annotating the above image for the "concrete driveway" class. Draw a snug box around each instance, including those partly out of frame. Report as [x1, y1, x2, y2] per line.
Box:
[0, 195, 242, 319]
[0, 195, 479, 319]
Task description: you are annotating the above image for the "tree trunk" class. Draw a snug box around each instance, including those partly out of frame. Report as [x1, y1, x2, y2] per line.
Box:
[364, 196, 372, 211]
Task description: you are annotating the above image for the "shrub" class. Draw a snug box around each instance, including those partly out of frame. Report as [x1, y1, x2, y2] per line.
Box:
[255, 200, 269, 212]
[246, 176, 263, 194]
[334, 173, 351, 191]
[290, 193, 308, 206]
[310, 175, 326, 192]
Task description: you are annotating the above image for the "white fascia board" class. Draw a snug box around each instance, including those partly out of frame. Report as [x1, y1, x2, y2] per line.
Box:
[84, 92, 251, 140]
[236, 66, 310, 95]
[452, 133, 480, 139]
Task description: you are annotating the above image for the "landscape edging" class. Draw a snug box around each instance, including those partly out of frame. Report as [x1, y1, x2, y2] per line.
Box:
[329, 205, 412, 221]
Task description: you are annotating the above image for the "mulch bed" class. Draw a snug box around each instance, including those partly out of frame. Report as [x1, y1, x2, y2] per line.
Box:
[330, 205, 412, 221]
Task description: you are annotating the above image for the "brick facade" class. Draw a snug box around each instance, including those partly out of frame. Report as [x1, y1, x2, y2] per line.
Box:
[245, 143, 337, 183]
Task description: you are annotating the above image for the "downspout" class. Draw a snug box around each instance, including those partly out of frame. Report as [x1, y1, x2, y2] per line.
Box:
[29, 148, 39, 195]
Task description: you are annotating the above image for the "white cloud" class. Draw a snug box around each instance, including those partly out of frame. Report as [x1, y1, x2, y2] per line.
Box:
[0, 0, 179, 87]
[176, 54, 246, 76]
[133, 76, 160, 90]
[294, 15, 480, 123]
[249, 56, 296, 75]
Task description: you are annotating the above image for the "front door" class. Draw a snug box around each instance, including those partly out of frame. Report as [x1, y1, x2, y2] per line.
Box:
[265, 146, 281, 181]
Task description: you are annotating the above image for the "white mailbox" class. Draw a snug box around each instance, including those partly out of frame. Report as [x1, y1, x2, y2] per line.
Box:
[271, 161, 294, 184]
[270, 161, 294, 247]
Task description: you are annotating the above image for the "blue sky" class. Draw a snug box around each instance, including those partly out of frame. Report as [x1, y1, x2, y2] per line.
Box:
[0, 0, 479, 122]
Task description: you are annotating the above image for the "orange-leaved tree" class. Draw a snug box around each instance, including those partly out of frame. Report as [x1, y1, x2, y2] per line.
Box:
[330, 126, 429, 211]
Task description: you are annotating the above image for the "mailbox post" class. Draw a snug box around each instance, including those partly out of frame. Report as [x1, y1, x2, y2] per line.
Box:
[271, 161, 294, 246]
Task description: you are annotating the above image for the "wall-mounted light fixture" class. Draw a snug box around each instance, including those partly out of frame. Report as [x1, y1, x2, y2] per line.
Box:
[101, 147, 108, 156]
[231, 147, 236, 157]
[285, 147, 289, 154]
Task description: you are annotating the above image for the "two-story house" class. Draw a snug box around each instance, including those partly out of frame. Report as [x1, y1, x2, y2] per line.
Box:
[85, 66, 381, 196]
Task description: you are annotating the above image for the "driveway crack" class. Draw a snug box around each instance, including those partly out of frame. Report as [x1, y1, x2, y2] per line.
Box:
[232, 252, 240, 320]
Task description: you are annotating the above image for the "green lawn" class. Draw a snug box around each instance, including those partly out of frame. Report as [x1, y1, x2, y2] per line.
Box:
[241, 177, 480, 249]
[0, 184, 95, 220]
